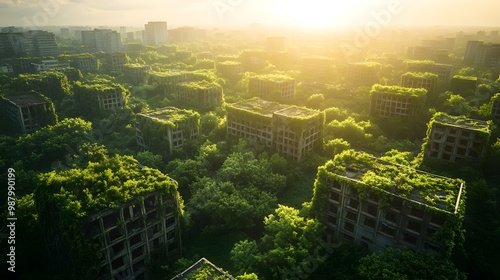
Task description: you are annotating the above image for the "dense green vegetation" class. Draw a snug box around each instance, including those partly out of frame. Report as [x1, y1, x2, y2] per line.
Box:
[1, 34, 499, 280]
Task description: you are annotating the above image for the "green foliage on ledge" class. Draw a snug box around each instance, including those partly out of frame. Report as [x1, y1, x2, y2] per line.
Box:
[402, 71, 439, 80]
[35, 151, 182, 279]
[370, 84, 427, 98]
[312, 149, 465, 215]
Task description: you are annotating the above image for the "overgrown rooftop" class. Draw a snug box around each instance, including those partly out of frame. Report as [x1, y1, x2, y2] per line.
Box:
[137, 107, 200, 128]
[370, 84, 427, 97]
[431, 112, 491, 133]
[324, 150, 465, 213]
[228, 98, 288, 117]
[5, 92, 51, 106]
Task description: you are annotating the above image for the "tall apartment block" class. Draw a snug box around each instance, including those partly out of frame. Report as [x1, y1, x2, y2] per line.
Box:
[144, 22, 168, 46]
[302, 56, 335, 80]
[464, 40, 500, 68]
[135, 107, 200, 155]
[347, 62, 381, 86]
[248, 74, 296, 101]
[312, 150, 465, 255]
[81, 29, 122, 53]
[175, 81, 223, 108]
[400, 72, 438, 94]
[226, 98, 324, 162]
[370, 84, 427, 118]
[405, 60, 453, 81]
[423, 112, 491, 164]
[0, 92, 57, 133]
[0, 30, 58, 57]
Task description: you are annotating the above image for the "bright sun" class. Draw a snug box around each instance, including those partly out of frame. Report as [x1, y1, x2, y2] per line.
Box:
[272, 0, 361, 28]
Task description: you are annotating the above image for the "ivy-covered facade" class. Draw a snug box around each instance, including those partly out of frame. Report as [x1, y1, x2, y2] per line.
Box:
[369, 84, 427, 118]
[248, 74, 296, 101]
[400, 72, 438, 94]
[175, 80, 223, 109]
[226, 98, 324, 162]
[216, 61, 243, 80]
[135, 107, 201, 155]
[35, 155, 183, 280]
[405, 60, 454, 81]
[490, 93, 500, 119]
[74, 80, 127, 113]
[451, 75, 478, 96]
[311, 150, 466, 257]
[0, 91, 57, 133]
[422, 112, 491, 165]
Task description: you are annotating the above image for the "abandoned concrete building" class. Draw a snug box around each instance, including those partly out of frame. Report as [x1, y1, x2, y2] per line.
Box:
[82, 189, 182, 280]
[0, 92, 57, 133]
[175, 80, 223, 108]
[226, 98, 324, 162]
[313, 150, 465, 255]
[370, 84, 427, 118]
[423, 112, 491, 164]
[248, 74, 296, 100]
[216, 60, 243, 80]
[347, 62, 381, 86]
[491, 94, 500, 119]
[405, 60, 453, 81]
[135, 107, 200, 155]
[74, 81, 126, 112]
[400, 72, 438, 94]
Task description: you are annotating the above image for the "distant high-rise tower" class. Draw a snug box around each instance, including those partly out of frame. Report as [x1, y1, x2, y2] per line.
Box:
[144, 22, 168, 46]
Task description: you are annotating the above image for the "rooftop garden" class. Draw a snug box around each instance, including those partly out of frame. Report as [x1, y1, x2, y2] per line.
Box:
[452, 75, 478, 82]
[370, 84, 427, 98]
[178, 80, 222, 91]
[402, 72, 439, 80]
[315, 149, 465, 213]
[405, 59, 436, 67]
[227, 98, 288, 119]
[137, 107, 200, 130]
[431, 112, 491, 133]
[251, 73, 295, 83]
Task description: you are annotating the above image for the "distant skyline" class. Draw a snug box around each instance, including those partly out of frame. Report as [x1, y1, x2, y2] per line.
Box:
[1, 0, 500, 30]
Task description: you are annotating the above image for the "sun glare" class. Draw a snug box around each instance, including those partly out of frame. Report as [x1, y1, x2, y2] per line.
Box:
[272, 0, 361, 28]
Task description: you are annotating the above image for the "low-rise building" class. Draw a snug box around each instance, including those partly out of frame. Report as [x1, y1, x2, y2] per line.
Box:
[135, 107, 200, 155]
[347, 62, 381, 86]
[176, 81, 223, 108]
[30, 59, 70, 73]
[405, 60, 453, 81]
[423, 112, 491, 164]
[226, 98, 324, 162]
[106, 52, 128, 72]
[301, 56, 335, 80]
[74, 81, 127, 112]
[248, 74, 296, 101]
[400, 72, 438, 94]
[216, 61, 243, 80]
[451, 75, 478, 96]
[312, 150, 465, 255]
[70, 54, 98, 71]
[490, 93, 500, 119]
[370, 84, 427, 118]
[0, 92, 57, 133]
[124, 64, 150, 85]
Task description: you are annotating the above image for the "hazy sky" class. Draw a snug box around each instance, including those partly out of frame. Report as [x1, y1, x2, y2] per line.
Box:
[1, 0, 499, 29]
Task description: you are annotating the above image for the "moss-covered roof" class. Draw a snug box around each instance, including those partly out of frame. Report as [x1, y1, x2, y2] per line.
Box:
[324, 150, 465, 213]
[217, 61, 242, 66]
[274, 106, 321, 119]
[227, 98, 288, 118]
[137, 107, 200, 129]
[5, 92, 52, 106]
[431, 112, 491, 133]
[349, 61, 381, 68]
[251, 73, 295, 83]
[370, 84, 427, 97]
[405, 59, 436, 66]
[402, 72, 439, 79]
[452, 75, 477, 81]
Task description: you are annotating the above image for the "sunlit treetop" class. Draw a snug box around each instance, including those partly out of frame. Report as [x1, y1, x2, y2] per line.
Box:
[401, 72, 439, 80]
[452, 75, 478, 81]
